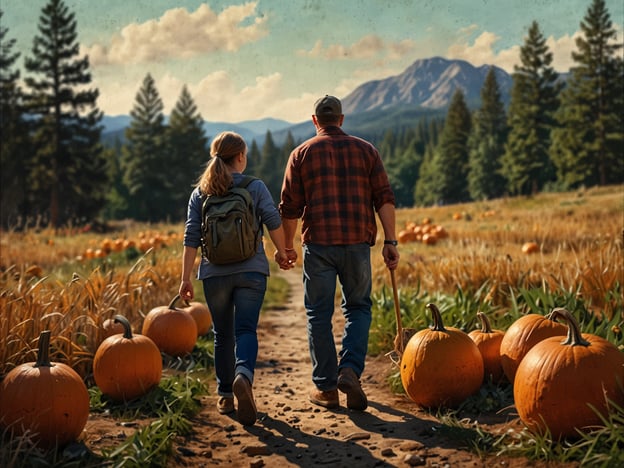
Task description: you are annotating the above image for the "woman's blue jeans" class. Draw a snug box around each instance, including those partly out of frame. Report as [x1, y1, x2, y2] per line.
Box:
[302, 243, 372, 391]
[202, 272, 266, 397]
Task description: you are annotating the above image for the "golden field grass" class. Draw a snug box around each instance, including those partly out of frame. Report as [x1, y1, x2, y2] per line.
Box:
[1, 185, 622, 379]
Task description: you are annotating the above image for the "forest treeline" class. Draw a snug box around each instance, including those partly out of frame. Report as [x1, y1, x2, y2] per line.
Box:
[1, 0, 622, 229]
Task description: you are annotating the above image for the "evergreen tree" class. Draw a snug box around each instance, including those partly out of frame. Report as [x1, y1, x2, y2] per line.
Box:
[121, 73, 169, 221]
[500, 21, 562, 195]
[413, 144, 438, 206]
[167, 85, 210, 220]
[426, 89, 472, 205]
[467, 67, 508, 200]
[0, 10, 31, 228]
[23, 0, 105, 227]
[550, 0, 623, 188]
[246, 140, 262, 177]
[258, 131, 282, 202]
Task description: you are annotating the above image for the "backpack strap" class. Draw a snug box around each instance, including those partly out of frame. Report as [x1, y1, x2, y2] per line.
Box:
[236, 175, 257, 190]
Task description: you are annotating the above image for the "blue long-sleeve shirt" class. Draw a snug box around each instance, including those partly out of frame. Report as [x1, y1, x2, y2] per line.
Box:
[183, 173, 282, 279]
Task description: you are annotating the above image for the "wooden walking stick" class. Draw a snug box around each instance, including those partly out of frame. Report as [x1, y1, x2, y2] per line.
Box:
[390, 268, 416, 359]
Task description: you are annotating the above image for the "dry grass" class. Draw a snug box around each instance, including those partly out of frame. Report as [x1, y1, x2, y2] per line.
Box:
[371, 185, 623, 317]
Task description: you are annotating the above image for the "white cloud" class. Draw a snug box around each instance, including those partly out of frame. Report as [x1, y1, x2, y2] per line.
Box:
[95, 70, 323, 123]
[82, 2, 268, 66]
[297, 34, 416, 61]
[447, 30, 520, 72]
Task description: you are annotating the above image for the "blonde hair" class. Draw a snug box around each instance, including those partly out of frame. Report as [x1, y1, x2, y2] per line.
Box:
[197, 131, 247, 196]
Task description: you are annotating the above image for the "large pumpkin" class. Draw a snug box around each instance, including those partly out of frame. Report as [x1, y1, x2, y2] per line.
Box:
[468, 312, 506, 383]
[400, 303, 484, 408]
[183, 300, 212, 336]
[499, 311, 567, 383]
[514, 308, 624, 439]
[94, 315, 162, 401]
[142, 295, 197, 356]
[0, 330, 90, 448]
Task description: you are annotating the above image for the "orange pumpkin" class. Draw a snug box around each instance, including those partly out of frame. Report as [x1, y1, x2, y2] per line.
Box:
[499, 312, 567, 383]
[142, 295, 197, 356]
[94, 315, 162, 401]
[400, 303, 484, 408]
[514, 308, 624, 439]
[0, 330, 90, 448]
[521, 242, 539, 254]
[184, 300, 212, 336]
[468, 312, 506, 383]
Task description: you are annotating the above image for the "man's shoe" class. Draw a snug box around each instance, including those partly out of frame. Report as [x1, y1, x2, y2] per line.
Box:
[337, 367, 368, 410]
[233, 374, 257, 426]
[217, 396, 235, 414]
[309, 388, 339, 409]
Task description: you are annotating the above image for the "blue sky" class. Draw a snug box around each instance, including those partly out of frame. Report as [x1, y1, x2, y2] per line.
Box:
[2, 0, 622, 123]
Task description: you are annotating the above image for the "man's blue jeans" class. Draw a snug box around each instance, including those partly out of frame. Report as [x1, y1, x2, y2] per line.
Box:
[202, 272, 266, 397]
[302, 243, 372, 391]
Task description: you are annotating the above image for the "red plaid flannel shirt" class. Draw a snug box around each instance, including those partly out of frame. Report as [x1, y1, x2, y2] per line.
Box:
[279, 126, 395, 246]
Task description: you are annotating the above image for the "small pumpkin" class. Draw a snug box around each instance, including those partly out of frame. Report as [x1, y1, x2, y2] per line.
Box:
[94, 315, 162, 401]
[400, 303, 484, 408]
[0, 330, 90, 448]
[521, 242, 539, 254]
[184, 300, 212, 336]
[499, 311, 567, 383]
[142, 295, 197, 356]
[514, 308, 624, 439]
[468, 312, 506, 383]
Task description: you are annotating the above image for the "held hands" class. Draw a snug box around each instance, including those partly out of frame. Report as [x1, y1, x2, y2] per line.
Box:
[275, 248, 297, 270]
[383, 244, 400, 270]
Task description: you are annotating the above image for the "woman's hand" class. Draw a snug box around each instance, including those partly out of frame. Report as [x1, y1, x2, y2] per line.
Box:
[179, 280, 194, 301]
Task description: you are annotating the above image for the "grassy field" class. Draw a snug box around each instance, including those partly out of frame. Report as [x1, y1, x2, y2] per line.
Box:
[1, 184, 622, 465]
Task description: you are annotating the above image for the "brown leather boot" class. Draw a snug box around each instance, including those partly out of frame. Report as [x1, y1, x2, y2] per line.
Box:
[233, 374, 257, 425]
[337, 367, 367, 410]
[309, 388, 339, 409]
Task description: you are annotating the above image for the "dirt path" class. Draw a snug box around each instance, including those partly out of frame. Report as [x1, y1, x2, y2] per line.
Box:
[85, 267, 578, 467]
[165, 267, 573, 468]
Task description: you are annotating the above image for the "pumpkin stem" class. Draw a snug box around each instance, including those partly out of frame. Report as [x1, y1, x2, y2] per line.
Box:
[426, 303, 446, 332]
[550, 307, 590, 347]
[114, 315, 134, 339]
[168, 294, 181, 310]
[34, 330, 53, 368]
[476, 312, 494, 333]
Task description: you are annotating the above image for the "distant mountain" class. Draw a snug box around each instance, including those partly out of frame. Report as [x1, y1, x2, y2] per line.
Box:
[341, 56, 513, 114]
[101, 116, 294, 146]
[101, 57, 517, 148]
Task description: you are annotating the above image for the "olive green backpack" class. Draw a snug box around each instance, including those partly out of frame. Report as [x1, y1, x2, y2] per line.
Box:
[200, 176, 260, 264]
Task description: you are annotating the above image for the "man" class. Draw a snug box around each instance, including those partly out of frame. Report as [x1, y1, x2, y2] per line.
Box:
[279, 95, 400, 411]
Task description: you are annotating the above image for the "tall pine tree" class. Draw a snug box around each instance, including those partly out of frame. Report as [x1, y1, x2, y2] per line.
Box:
[167, 85, 210, 220]
[500, 21, 562, 195]
[467, 67, 508, 200]
[258, 130, 282, 202]
[0, 10, 31, 228]
[23, 0, 105, 227]
[550, 0, 623, 188]
[422, 89, 472, 205]
[121, 74, 169, 221]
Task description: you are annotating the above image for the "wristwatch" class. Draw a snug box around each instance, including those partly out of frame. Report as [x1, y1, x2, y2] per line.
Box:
[384, 240, 398, 246]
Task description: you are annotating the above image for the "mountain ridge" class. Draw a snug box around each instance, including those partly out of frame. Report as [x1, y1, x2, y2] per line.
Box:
[102, 56, 515, 146]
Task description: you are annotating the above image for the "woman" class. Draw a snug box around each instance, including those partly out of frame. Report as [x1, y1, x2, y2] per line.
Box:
[180, 131, 292, 426]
